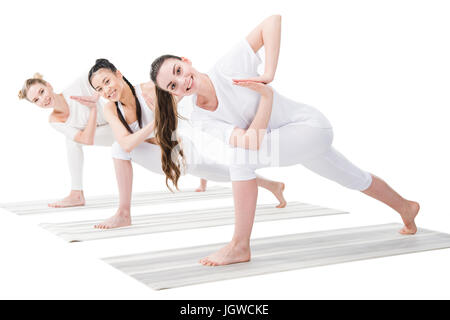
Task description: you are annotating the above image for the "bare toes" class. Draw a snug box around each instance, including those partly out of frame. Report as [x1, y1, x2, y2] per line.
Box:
[399, 227, 416, 235]
[201, 258, 213, 266]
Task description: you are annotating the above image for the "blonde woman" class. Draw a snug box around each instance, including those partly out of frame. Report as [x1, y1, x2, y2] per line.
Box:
[19, 73, 114, 208]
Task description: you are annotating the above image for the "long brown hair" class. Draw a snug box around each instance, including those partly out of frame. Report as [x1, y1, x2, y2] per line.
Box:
[150, 55, 185, 191]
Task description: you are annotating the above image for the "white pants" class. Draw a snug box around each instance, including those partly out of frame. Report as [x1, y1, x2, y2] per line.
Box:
[66, 125, 114, 190]
[111, 138, 231, 182]
[229, 123, 373, 191]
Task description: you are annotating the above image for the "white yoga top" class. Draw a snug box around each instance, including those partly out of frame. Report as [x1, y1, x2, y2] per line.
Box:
[50, 74, 108, 141]
[190, 39, 332, 144]
[116, 84, 155, 139]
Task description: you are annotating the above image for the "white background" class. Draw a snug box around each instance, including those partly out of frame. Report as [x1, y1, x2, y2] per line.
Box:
[1, 0, 449, 299]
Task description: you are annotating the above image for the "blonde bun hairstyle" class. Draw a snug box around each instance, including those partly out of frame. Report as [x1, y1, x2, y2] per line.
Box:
[18, 73, 47, 101]
[33, 72, 44, 80]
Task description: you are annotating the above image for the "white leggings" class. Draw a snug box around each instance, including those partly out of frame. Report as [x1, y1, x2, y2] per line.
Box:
[111, 138, 231, 182]
[229, 123, 373, 191]
[66, 125, 114, 190]
[110, 123, 372, 191]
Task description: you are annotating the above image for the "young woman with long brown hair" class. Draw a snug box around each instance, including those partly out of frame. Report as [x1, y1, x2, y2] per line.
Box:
[150, 15, 420, 266]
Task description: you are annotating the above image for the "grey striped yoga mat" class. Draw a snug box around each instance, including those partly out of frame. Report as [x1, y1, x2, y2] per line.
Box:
[104, 223, 450, 290]
[40, 202, 347, 242]
[0, 186, 232, 215]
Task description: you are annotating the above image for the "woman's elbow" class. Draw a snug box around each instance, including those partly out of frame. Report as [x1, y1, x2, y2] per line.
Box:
[119, 141, 133, 153]
[76, 137, 94, 146]
[82, 138, 94, 145]
[84, 136, 95, 145]
[269, 14, 282, 24]
[121, 143, 133, 153]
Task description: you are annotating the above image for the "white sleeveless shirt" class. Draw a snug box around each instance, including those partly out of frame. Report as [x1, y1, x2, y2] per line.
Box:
[116, 84, 155, 139]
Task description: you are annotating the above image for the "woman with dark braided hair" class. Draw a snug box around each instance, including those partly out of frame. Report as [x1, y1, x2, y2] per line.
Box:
[18, 73, 114, 208]
[72, 59, 287, 229]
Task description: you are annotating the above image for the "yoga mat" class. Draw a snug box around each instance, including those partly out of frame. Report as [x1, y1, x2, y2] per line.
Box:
[103, 223, 450, 290]
[40, 202, 347, 242]
[0, 186, 232, 215]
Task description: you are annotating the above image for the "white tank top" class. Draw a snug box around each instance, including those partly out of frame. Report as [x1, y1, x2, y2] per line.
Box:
[117, 84, 155, 139]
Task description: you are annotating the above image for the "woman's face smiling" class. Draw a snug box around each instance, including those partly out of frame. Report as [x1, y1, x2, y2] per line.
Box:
[156, 57, 198, 97]
[27, 82, 56, 108]
[90, 69, 124, 101]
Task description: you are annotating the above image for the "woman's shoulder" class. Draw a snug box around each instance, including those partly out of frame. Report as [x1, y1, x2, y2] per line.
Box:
[140, 81, 156, 91]
[48, 113, 59, 124]
[48, 111, 67, 124]
[103, 100, 118, 115]
[139, 81, 156, 97]
[139, 81, 156, 110]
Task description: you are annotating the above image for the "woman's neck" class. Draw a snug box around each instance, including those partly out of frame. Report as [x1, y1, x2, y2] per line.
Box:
[119, 81, 135, 109]
[196, 73, 215, 98]
[195, 73, 218, 110]
[52, 93, 69, 114]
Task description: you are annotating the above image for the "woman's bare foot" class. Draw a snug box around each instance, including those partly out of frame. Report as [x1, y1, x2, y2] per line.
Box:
[195, 179, 208, 192]
[266, 181, 286, 208]
[256, 176, 287, 208]
[48, 190, 85, 208]
[273, 182, 287, 208]
[199, 240, 251, 266]
[398, 200, 420, 235]
[94, 209, 131, 229]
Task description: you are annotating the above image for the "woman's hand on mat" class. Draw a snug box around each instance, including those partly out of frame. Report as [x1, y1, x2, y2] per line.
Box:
[232, 73, 274, 85]
[70, 94, 99, 109]
[232, 80, 273, 97]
